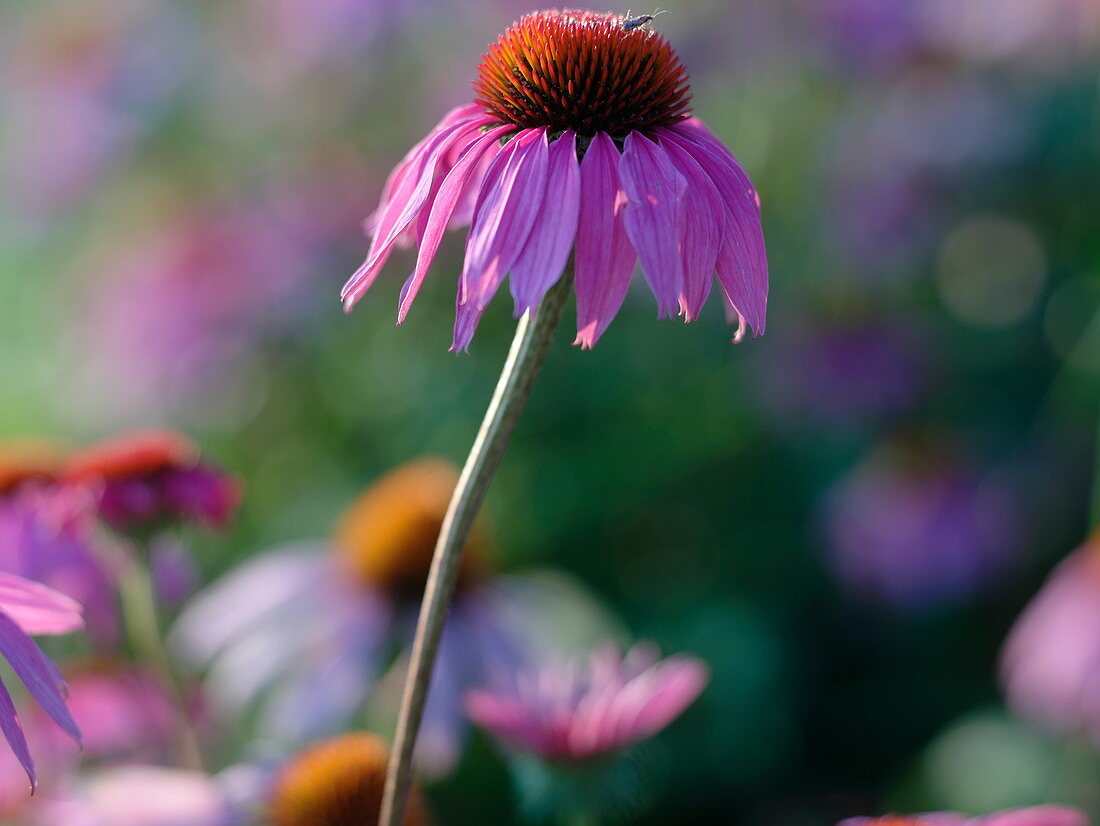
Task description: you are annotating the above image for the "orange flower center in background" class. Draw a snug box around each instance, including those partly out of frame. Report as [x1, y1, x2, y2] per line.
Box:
[334, 459, 487, 601]
[269, 733, 429, 826]
[474, 8, 692, 137]
[64, 430, 198, 482]
[0, 440, 67, 496]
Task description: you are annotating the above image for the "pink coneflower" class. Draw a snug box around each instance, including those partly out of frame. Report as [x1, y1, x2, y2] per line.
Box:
[839, 805, 1087, 826]
[465, 643, 708, 763]
[1000, 535, 1100, 742]
[64, 430, 240, 531]
[342, 8, 768, 350]
[0, 572, 83, 790]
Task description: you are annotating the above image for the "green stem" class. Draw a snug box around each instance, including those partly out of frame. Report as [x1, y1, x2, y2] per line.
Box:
[120, 550, 205, 771]
[378, 266, 575, 826]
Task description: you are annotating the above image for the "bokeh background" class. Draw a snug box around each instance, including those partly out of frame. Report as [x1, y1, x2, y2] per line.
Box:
[2, 0, 1100, 823]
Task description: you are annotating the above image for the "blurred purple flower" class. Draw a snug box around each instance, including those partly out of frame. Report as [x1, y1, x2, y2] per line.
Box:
[0, 572, 83, 790]
[821, 442, 1023, 609]
[0, 485, 120, 642]
[810, 0, 925, 69]
[466, 643, 708, 763]
[1001, 537, 1100, 742]
[754, 314, 929, 429]
[64, 430, 240, 532]
[171, 459, 614, 777]
[840, 806, 1087, 826]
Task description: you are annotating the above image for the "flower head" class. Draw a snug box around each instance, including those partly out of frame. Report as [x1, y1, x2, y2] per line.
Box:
[0, 572, 83, 790]
[465, 643, 708, 763]
[64, 430, 240, 530]
[269, 733, 429, 826]
[342, 9, 767, 350]
[1001, 535, 1100, 742]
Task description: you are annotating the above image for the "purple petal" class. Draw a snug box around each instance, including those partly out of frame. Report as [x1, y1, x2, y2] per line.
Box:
[450, 294, 488, 354]
[0, 573, 83, 636]
[509, 131, 581, 316]
[660, 122, 768, 336]
[0, 610, 80, 745]
[618, 132, 687, 319]
[460, 128, 549, 311]
[0, 678, 35, 792]
[342, 118, 486, 308]
[574, 133, 637, 349]
[657, 137, 725, 321]
[365, 104, 488, 234]
[397, 125, 512, 324]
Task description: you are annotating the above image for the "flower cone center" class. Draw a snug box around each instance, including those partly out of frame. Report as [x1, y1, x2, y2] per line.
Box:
[334, 459, 487, 601]
[474, 8, 692, 137]
[269, 733, 429, 826]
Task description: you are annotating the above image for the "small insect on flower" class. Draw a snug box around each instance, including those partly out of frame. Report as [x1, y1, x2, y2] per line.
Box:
[622, 8, 668, 32]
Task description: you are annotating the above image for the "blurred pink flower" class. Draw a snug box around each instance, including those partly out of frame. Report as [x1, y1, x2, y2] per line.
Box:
[37, 663, 179, 766]
[1001, 537, 1100, 741]
[342, 9, 768, 350]
[0, 572, 83, 790]
[840, 806, 1087, 826]
[0, 484, 120, 642]
[466, 643, 708, 763]
[64, 430, 240, 532]
[36, 766, 236, 826]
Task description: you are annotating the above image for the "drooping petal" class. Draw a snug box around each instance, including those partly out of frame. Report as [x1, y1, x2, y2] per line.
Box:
[459, 128, 549, 311]
[0, 573, 83, 637]
[0, 677, 35, 790]
[451, 297, 487, 354]
[659, 136, 725, 321]
[574, 133, 637, 349]
[509, 131, 581, 316]
[367, 104, 490, 233]
[342, 118, 487, 308]
[0, 610, 80, 745]
[397, 125, 512, 324]
[661, 122, 768, 336]
[618, 132, 687, 319]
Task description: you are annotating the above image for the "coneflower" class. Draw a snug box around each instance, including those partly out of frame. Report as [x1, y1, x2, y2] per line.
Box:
[341, 12, 770, 825]
[343, 8, 768, 349]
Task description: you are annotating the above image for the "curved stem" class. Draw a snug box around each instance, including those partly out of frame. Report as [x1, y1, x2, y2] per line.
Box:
[379, 266, 574, 826]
